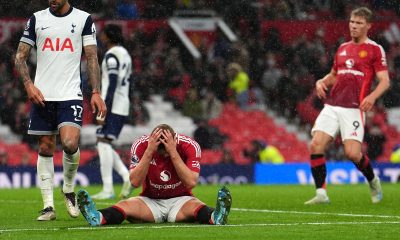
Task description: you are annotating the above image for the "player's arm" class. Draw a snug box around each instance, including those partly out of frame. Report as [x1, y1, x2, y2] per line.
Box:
[316, 69, 337, 99]
[129, 129, 163, 187]
[84, 44, 107, 118]
[360, 70, 390, 112]
[15, 42, 45, 106]
[161, 130, 199, 189]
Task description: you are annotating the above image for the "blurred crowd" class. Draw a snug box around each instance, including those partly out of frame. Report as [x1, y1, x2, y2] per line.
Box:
[1, 0, 400, 20]
[1, 0, 400, 162]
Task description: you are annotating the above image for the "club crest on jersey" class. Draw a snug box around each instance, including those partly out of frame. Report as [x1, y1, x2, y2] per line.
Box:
[42, 37, 74, 52]
[71, 23, 76, 33]
[359, 50, 368, 58]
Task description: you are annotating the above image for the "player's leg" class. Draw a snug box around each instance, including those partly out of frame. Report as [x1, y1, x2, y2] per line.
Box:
[173, 186, 232, 225]
[305, 105, 337, 204]
[93, 113, 127, 199]
[93, 140, 116, 199]
[343, 140, 382, 203]
[58, 100, 84, 217]
[77, 189, 155, 226]
[111, 149, 132, 198]
[28, 102, 57, 220]
[59, 125, 80, 217]
[340, 108, 382, 203]
[37, 135, 57, 221]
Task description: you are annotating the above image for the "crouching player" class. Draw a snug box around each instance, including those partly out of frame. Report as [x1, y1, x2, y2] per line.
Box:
[78, 124, 232, 226]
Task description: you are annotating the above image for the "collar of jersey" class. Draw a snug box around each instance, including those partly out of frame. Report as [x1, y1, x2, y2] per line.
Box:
[49, 6, 73, 18]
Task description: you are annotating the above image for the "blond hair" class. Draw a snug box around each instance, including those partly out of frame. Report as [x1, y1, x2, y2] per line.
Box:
[351, 7, 373, 23]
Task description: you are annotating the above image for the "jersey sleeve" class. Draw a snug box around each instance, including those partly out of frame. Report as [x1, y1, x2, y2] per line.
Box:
[373, 44, 388, 73]
[129, 136, 148, 169]
[105, 53, 120, 74]
[183, 139, 201, 173]
[82, 15, 97, 46]
[20, 15, 36, 47]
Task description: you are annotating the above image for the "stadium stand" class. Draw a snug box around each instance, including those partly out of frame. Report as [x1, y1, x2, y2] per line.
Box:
[1, 1, 400, 165]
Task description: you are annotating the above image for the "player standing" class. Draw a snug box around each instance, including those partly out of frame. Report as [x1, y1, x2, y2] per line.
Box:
[92, 24, 133, 200]
[15, 0, 107, 220]
[77, 124, 232, 226]
[305, 7, 390, 204]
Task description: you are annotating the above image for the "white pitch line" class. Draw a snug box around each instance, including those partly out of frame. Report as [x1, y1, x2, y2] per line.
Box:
[1, 221, 400, 233]
[233, 208, 400, 219]
[2, 199, 400, 219]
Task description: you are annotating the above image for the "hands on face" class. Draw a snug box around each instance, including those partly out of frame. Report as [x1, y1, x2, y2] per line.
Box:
[148, 128, 176, 155]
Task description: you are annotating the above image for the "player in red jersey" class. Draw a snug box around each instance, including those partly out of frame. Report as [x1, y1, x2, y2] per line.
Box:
[77, 124, 232, 226]
[305, 7, 390, 204]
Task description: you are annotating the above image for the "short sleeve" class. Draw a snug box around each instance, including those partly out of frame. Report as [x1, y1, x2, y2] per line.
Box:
[183, 138, 201, 173]
[129, 136, 148, 169]
[82, 15, 97, 46]
[20, 15, 36, 46]
[105, 53, 120, 74]
[373, 44, 388, 73]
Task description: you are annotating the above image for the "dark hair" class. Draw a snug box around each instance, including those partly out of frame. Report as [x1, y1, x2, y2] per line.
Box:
[103, 24, 124, 45]
[351, 7, 373, 23]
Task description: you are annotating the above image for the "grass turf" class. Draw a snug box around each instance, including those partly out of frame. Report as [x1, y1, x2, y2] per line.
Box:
[0, 184, 399, 240]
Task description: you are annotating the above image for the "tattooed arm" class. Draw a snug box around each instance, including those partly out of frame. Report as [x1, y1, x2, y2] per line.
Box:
[84, 44, 107, 118]
[15, 42, 45, 106]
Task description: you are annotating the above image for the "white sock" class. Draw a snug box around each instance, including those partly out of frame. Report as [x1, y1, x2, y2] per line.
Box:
[62, 148, 80, 193]
[112, 148, 130, 182]
[97, 142, 114, 193]
[37, 155, 54, 209]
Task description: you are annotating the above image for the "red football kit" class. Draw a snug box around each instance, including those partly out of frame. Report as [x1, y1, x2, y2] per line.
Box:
[327, 39, 388, 108]
[129, 134, 201, 199]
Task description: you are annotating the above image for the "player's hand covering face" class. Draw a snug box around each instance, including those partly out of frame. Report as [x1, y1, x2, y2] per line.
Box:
[148, 128, 163, 153]
[159, 129, 177, 155]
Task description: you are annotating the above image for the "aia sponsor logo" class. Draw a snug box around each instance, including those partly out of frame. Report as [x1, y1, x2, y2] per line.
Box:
[42, 37, 74, 52]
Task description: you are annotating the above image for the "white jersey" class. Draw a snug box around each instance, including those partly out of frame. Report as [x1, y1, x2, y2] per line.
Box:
[101, 46, 132, 116]
[20, 7, 97, 101]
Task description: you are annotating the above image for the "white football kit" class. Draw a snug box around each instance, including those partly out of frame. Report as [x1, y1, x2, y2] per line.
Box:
[101, 46, 132, 116]
[20, 7, 97, 101]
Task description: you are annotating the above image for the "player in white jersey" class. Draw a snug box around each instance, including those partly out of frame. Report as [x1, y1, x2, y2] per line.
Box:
[92, 24, 133, 200]
[15, 0, 107, 221]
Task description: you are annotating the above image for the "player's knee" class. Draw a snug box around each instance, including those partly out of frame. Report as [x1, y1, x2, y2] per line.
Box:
[344, 149, 360, 162]
[38, 141, 55, 156]
[62, 138, 79, 154]
[310, 139, 325, 153]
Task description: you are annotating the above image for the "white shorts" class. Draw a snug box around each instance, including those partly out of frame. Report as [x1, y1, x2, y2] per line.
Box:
[311, 104, 365, 142]
[138, 196, 195, 223]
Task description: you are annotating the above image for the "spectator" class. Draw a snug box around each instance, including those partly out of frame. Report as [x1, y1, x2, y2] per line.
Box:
[193, 119, 213, 150]
[220, 148, 236, 164]
[226, 63, 249, 109]
[390, 144, 400, 163]
[200, 89, 223, 120]
[243, 140, 284, 164]
[182, 88, 203, 120]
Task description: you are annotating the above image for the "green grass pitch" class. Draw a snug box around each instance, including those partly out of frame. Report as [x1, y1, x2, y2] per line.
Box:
[0, 184, 399, 240]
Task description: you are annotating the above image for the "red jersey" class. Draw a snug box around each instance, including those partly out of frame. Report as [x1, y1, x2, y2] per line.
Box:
[129, 134, 201, 199]
[327, 39, 387, 108]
